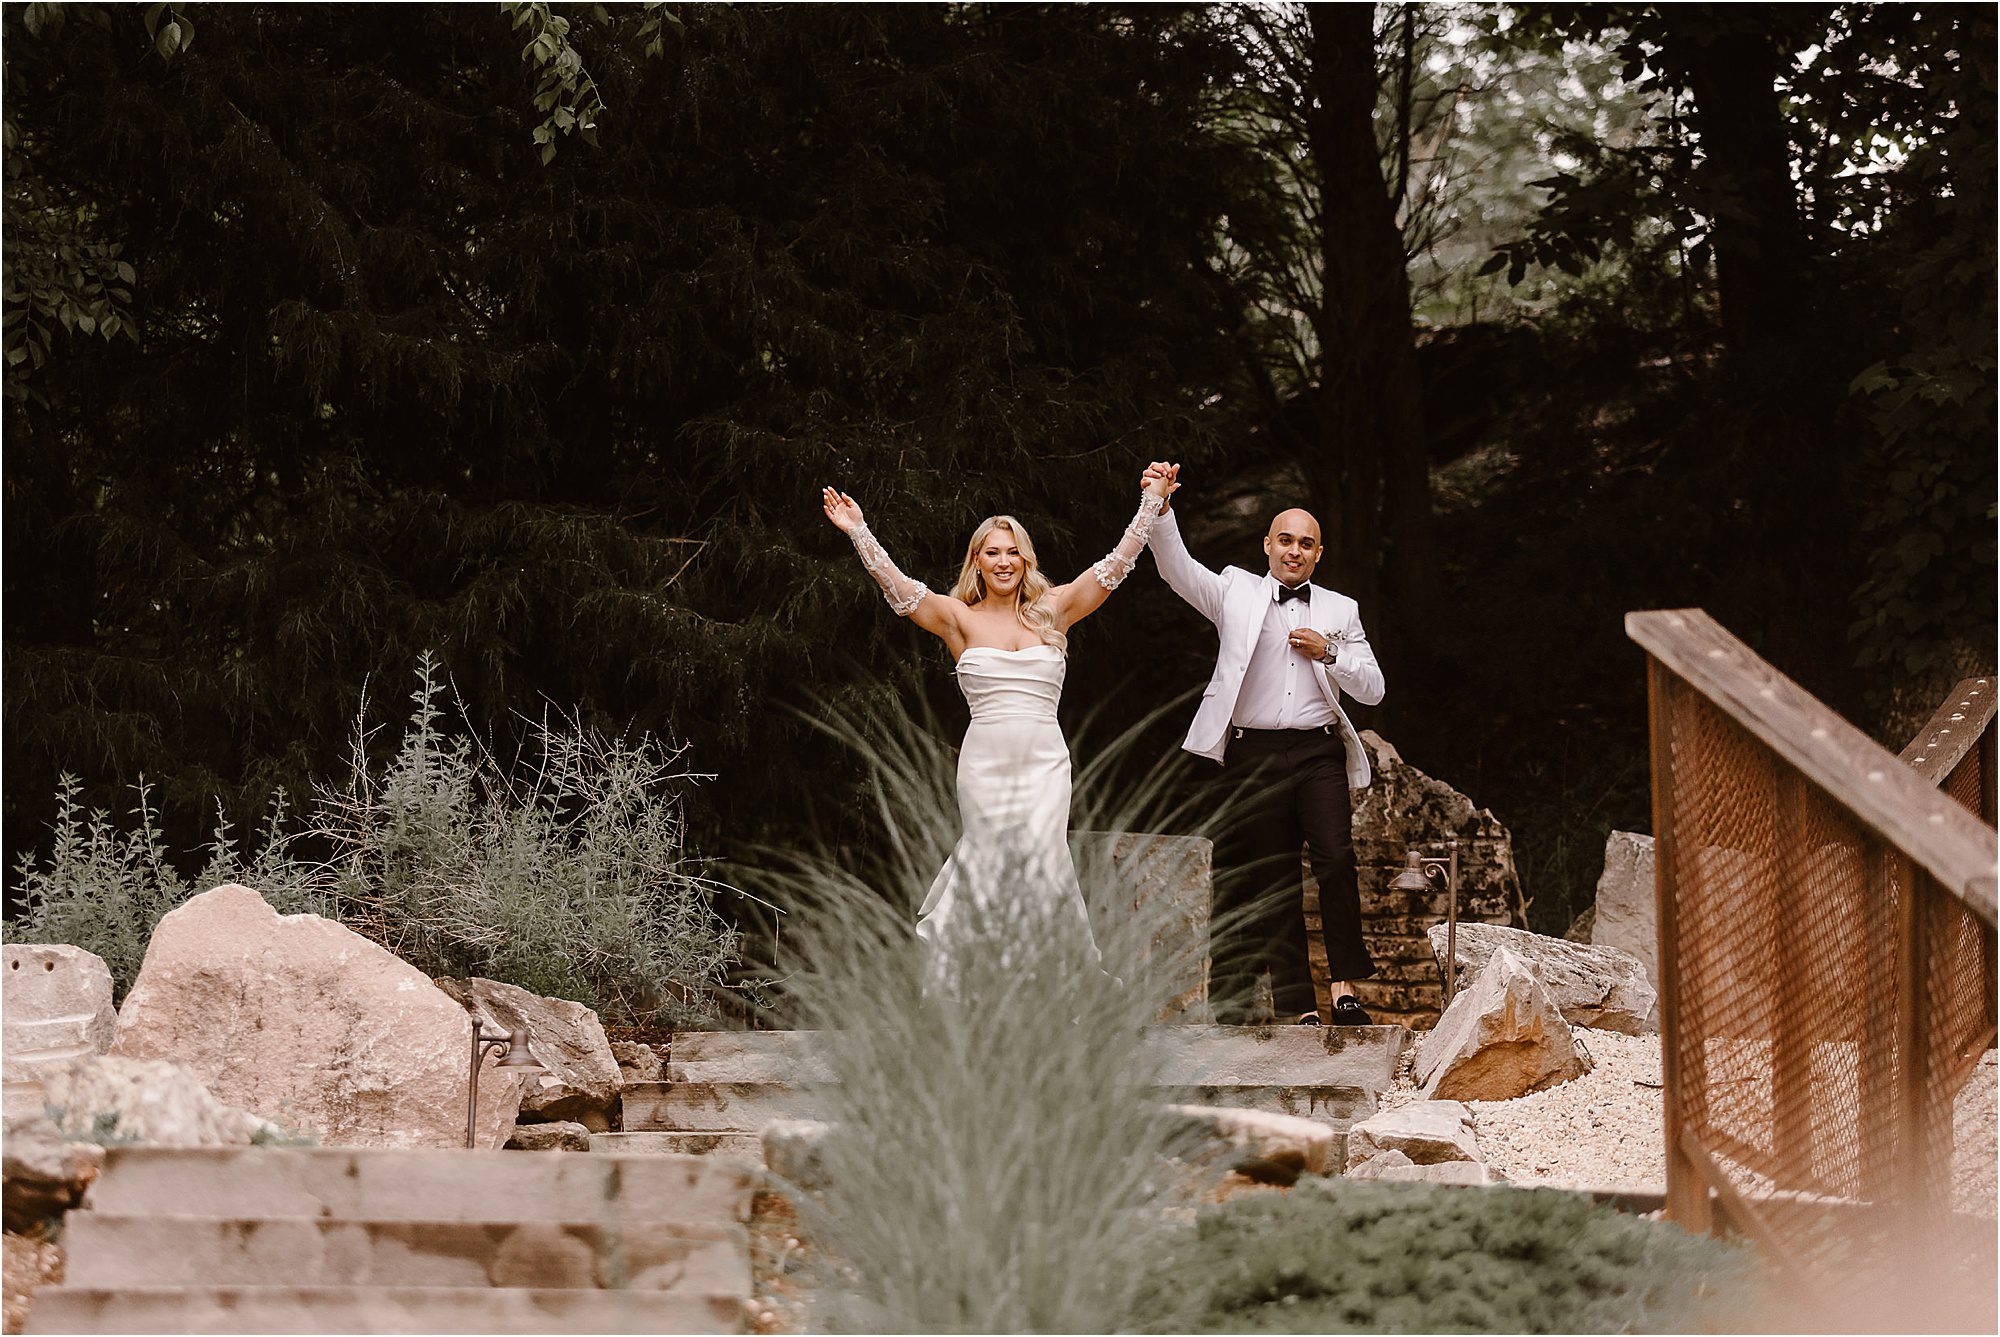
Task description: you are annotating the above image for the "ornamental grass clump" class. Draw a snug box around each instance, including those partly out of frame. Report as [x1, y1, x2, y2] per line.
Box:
[748, 699, 1235, 1333]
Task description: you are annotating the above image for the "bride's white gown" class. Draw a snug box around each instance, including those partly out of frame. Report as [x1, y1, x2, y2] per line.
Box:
[914, 644, 1101, 965]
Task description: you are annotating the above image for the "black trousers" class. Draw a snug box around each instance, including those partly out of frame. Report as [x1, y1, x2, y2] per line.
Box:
[1212, 725, 1374, 1021]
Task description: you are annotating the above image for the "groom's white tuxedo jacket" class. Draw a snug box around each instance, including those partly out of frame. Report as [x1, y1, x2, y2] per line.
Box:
[1151, 508, 1385, 787]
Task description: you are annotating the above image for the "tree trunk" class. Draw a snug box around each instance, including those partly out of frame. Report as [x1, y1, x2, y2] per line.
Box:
[1673, 24, 1811, 369]
[1305, 3, 1432, 660]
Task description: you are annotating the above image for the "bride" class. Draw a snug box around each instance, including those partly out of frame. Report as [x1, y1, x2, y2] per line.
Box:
[820, 468, 1177, 977]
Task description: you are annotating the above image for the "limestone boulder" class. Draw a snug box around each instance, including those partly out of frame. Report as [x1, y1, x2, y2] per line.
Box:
[437, 978, 621, 1132]
[3, 944, 120, 1121]
[2, 1113, 105, 1231]
[1429, 921, 1656, 1036]
[1160, 1104, 1339, 1184]
[1415, 947, 1592, 1101]
[111, 884, 524, 1149]
[506, 1120, 592, 1152]
[38, 1055, 278, 1147]
[611, 1041, 665, 1084]
[1590, 831, 1657, 990]
[1346, 1100, 1480, 1166]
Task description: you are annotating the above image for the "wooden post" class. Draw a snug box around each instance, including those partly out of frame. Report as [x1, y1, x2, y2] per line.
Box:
[1857, 845, 1903, 1204]
[1771, 770, 1814, 1188]
[1892, 850, 1927, 1225]
[1650, 660, 1711, 1233]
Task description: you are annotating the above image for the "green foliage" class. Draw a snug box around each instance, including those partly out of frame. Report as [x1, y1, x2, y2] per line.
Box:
[499, 3, 669, 163]
[0, 4, 1248, 882]
[309, 653, 736, 1026]
[9, 655, 736, 1026]
[1844, 11, 1998, 684]
[141, 4, 194, 65]
[6, 776, 188, 994]
[1139, 1176, 1761, 1334]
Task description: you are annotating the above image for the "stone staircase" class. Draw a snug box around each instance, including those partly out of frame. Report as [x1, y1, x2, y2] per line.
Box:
[26, 1145, 758, 1334]
[598, 1025, 1409, 1170]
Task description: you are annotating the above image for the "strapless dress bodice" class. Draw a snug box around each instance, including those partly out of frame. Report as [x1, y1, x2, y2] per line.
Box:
[955, 644, 1065, 723]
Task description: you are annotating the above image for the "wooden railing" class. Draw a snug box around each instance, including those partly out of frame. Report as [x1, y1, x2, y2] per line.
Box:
[1899, 677, 1997, 827]
[1627, 610, 1997, 1280]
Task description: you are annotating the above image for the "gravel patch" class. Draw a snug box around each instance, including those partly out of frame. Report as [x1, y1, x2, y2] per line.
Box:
[2, 1233, 61, 1336]
[1381, 1032, 1999, 1220]
[1381, 1029, 1666, 1191]
[1952, 1050, 1997, 1219]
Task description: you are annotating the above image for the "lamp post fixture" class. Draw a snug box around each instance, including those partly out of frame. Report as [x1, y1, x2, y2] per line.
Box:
[466, 1020, 544, 1150]
[1389, 840, 1462, 1008]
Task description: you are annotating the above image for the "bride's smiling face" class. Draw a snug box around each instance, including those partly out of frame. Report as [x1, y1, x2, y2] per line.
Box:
[974, 533, 1025, 598]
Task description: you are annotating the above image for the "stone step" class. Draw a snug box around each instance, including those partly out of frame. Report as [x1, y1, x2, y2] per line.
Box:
[60, 1215, 749, 1292]
[622, 1082, 819, 1134]
[1142, 1025, 1410, 1089]
[659, 1025, 1409, 1088]
[24, 1286, 744, 1334]
[1163, 1083, 1377, 1130]
[83, 1147, 757, 1226]
[591, 1132, 764, 1161]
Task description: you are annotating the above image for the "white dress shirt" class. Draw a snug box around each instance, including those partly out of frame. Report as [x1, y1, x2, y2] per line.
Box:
[1230, 577, 1340, 730]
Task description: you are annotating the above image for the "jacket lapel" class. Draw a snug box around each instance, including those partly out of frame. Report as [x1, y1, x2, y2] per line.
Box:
[1237, 574, 1270, 667]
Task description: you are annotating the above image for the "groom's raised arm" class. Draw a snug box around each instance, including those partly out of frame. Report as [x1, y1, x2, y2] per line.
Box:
[1149, 500, 1227, 626]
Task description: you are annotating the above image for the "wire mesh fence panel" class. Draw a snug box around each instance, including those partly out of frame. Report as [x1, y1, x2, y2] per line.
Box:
[1634, 612, 1997, 1281]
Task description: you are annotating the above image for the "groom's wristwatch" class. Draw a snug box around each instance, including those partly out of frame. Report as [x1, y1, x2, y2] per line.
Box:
[1316, 635, 1338, 666]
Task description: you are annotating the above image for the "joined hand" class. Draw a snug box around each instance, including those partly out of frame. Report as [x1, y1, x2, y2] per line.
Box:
[1142, 461, 1181, 506]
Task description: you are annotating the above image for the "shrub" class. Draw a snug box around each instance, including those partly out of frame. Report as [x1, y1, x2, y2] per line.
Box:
[6, 776, 189, 993]
[1137, 1176, 1762, 1334]
[7, 654, 736, 1027]
[309, 655, 736, 1027]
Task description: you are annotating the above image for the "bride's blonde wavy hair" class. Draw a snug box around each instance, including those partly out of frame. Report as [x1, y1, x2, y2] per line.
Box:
[951, 515, 1068, 655]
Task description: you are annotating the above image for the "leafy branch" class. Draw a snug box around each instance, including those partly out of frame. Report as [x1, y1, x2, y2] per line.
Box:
[499, 3, 678, 164]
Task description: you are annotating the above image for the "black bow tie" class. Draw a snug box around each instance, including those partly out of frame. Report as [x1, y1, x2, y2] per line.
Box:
[1276, 581, 1311, 604]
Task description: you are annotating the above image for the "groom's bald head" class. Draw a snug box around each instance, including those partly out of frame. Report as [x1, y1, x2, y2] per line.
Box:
[1263, 508, 1323, 587]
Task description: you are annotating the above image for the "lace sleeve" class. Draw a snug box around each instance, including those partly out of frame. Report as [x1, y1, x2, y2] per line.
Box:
[848, 521, 931, 617]
[1091, 493, 1168, 590]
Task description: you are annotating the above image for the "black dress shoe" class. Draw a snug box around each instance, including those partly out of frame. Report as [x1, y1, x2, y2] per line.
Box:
[1295, 1011, 1323, 1027]
[1331, 994, 1372, 1026]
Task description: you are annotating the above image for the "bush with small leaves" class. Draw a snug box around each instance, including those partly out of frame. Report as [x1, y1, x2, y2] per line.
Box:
[1136, 1176, 1762, 1334]
[8, 654, 736, 1027]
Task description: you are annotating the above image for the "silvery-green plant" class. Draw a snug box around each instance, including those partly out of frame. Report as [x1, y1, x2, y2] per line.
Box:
[746, 696, 1252, 1333]
[308, 653, 737, 1027]
[9, 653, 737, 1026]
[7, 775, 189, 993]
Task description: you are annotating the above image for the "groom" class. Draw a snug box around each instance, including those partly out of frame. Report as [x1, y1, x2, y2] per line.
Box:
[1145, 463, 1385, 1027]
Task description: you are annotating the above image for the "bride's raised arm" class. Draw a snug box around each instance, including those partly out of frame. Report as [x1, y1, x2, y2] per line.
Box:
[822, 487, 963, 645]
[1048, 465, 1176, 629]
